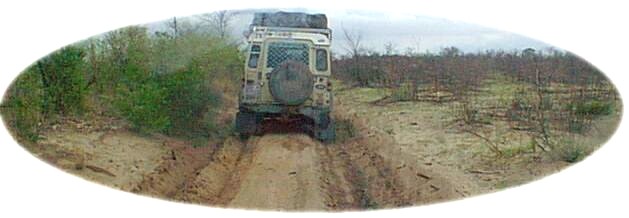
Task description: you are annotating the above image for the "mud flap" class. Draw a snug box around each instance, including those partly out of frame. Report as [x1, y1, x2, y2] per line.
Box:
[314, 116, 336, 143]
[235, 111, 262, 138]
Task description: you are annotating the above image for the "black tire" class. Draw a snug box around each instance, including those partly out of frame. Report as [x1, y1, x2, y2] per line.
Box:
[238, 133, 250, 141]
[235, 111, 261, 137]
[268, 60, 314, 106]
[314, 118, 335, 144]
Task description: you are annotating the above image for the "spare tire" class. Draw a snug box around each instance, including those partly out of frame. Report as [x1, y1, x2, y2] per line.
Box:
[269, 60, 314, 105]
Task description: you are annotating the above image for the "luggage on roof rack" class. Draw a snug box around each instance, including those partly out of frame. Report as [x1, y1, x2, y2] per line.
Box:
[250, 12, 328, 29]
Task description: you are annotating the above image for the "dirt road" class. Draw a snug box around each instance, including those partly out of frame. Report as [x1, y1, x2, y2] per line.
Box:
[226, 134, 327, 210]
[32, 94, 468, 211]
[24, 79, 619, 211]
[32, 83, 477, 211]
[124, 126, 462, 211]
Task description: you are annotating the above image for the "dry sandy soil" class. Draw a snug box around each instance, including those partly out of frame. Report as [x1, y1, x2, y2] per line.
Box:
[21, 81, 620, 211]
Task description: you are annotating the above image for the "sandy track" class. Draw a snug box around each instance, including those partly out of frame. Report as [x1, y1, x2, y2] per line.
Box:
[165, 127, 461, 210]
[227, 134, 327, 210]
[27, 81, 619, 211]
[38, 112, 463, 211]
[177, 134, 341, 211]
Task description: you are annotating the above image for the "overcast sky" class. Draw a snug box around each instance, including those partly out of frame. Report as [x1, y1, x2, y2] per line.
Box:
[222, 8, 552, 55]
[148, 8, 552, 55]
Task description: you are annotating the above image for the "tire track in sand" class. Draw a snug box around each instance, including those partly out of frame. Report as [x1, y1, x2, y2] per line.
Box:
[314, 143, 356, 210]
[177, 136, 259, 205]
[226, 134, 329, 211]
[212, 136, 260, 206]
[336, 137, 412, 209]
[153, 125, 454, 210]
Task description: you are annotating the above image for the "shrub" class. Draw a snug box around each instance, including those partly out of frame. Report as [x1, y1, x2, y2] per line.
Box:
[567, 100, 614, 117]
[113, 81, 170, 133]
[565, 99, 614, 133]
[562, 145, 587, 163]
[455, 101, 483, 124]
[158, 65, 219, 137]
[392, 81, 415, 101]
[567, 118, 588, 133]
[1, 68, 44, 142]
[551, 138, 589, 163]
[113, 63, 222, 137]
[38, 45, 87, 116]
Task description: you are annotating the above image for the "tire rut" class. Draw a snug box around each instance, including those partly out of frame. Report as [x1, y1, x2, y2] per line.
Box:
[174, 136, 258, 206]
[315, 144, 355, 210]
[339, 138, 412, 209]
[212, 137, 260, 206]
[133, 129, 434, 210]
[226, 134, 328, 210]
[131, 137, 217, 199]
[293, 156, 309, 209]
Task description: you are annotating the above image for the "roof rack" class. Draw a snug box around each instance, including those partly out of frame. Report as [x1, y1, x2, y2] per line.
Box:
[251, 26, 332, 40]
[251, 12, 328, 29]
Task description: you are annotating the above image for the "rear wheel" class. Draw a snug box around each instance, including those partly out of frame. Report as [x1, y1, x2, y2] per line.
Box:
[313, 114, 335, 144]
[235, 111, 263, 139]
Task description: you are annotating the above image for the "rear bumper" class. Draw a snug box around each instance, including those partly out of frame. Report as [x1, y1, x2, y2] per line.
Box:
[239, 104, 330, 122]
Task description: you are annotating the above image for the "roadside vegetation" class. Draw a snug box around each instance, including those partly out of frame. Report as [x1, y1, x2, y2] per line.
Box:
[334, 30, 620, 163]
[1, 13, 242, 146]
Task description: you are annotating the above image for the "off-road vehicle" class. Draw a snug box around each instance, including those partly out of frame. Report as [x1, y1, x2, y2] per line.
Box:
[235, 12, 335, 142]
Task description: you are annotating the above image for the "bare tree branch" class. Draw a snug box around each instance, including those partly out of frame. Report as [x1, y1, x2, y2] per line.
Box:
[341, 25, 363, 58]
[166, 17, 179, 39]
[198, 10, 234, 39]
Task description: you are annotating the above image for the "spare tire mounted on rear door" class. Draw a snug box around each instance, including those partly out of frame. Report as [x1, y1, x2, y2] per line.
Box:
[269, 60, 314, 105]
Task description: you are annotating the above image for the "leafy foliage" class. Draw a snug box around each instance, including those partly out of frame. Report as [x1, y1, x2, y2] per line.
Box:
[158, 64, 219, 137]
[114, 81, 170, 133]
[391, 81, 415, 101]
[2, 21, 242, 143]
[567, 100, 613, 117]
[551, 138, 589, 163]
[1, 67, 44, 142]
[1, 46, 87, 142]
[38, 45, 87, 116]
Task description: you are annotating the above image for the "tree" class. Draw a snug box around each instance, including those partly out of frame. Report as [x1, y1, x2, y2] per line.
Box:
[340, 26, 370, 86]
[384, 41, 397, 56]
[166, 17, 180, 39]
[37, 45, 87, 116]
[198, 10, 234, 39]
[103, 26, 152, 92]
[341, 26, 363, 58]
[1, 66, 44, 142]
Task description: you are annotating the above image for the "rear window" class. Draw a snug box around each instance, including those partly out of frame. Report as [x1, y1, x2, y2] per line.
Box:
[266, 42, 309, 68]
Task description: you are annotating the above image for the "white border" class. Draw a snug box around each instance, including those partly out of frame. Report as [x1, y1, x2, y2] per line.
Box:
[1, 1, 627, 217]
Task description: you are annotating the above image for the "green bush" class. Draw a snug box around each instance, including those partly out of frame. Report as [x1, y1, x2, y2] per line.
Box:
[552, 139, 589, 163]
[112, 63, 222, 137]
[1, 45, 87, 142]
[106, 30, 239, 138]
[1, 68, 44, 142]
[566, 100, 614, 117]
[38, 45, 87, 116]
[568, 118, 588, 133]
[158, 64, 219, 137]
[114, 81, 170, 133]
[3, 25, 243, 142]
[562, 146, 587, 163]
[565, 99, 614, 133]
[392, 81, 415, 101]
